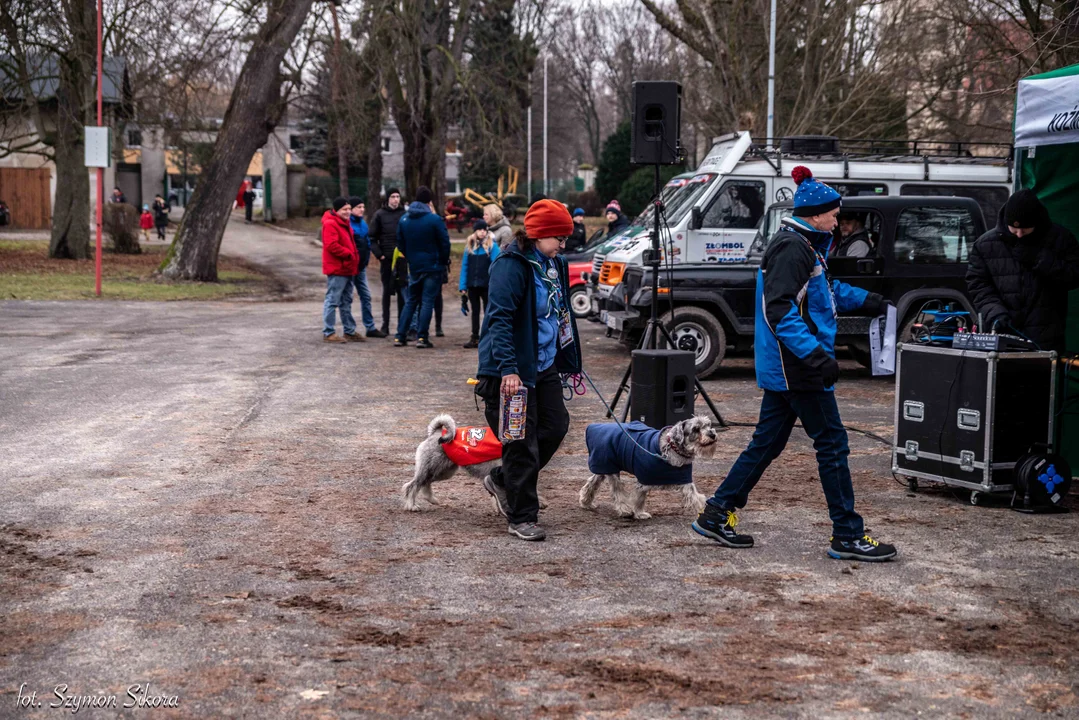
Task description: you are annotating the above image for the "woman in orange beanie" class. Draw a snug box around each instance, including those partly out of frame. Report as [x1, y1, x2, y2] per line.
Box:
[474, 199, 583, 541]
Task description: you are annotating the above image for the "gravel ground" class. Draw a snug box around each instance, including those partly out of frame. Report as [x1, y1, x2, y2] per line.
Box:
[1, 221, 1077, 718]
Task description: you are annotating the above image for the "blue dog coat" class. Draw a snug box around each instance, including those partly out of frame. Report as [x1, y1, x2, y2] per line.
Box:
[585, 422, 692, 486]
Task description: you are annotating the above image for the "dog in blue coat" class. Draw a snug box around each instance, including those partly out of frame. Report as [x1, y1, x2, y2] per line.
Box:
[580, 415, 718, 520]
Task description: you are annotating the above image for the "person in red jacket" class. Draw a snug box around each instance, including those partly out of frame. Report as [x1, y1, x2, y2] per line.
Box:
[139, 205, 153, 243]
[322, 197, 362, 343]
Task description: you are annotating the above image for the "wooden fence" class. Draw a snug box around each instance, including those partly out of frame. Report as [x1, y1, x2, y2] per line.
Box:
[0, 167, 52, 229]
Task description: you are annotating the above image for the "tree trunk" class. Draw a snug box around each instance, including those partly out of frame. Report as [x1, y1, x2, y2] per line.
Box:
[49, 1, 95, 259]
[49, 108, 91, 259]
[161, 0, 314, 281]
[366, 111, 383, 217]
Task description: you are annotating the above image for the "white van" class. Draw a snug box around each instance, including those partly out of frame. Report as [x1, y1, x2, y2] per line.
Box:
[594, 131, 1014, 303]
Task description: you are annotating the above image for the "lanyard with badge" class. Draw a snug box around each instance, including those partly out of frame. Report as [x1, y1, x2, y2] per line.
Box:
[528, 254, 574, 349]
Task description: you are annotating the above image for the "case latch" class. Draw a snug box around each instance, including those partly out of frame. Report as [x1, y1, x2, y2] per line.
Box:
[957, 408, 981, 431]
[904, 441, 919, 461]
[903, 401, 924, 422]
[959, 450, 976, 472]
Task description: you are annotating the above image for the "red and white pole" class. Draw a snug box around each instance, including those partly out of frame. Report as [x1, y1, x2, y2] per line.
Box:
[94, 0, 103, 296]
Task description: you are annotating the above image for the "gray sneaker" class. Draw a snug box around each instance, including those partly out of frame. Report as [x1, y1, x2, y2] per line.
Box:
[483, 474, 510, 518]
[508, 522, 546, 541]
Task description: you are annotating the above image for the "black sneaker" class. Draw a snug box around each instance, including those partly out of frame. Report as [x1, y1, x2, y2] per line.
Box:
[691, 505, 754, 548]
[508, 522, 546, 541]
[828, 535, 897, 562]
[393, 337, 408, 347]
[366, 328, 387, 338]
[415, 339, 434, 349]
[463, 337, 479, 349]
[483, 474, 510, 518]
[435, 328, 445, 337]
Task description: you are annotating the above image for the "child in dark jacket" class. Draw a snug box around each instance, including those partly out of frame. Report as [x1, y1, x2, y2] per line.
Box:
[459, 219, 500, 348]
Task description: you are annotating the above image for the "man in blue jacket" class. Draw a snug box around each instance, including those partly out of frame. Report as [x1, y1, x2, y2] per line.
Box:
[692, 166, 898, 562]
[394, 186, 451, 348]
[348, 197, 383, 338]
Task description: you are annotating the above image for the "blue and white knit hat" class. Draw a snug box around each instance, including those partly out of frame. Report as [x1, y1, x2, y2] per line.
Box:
[791, 165, 841, 217]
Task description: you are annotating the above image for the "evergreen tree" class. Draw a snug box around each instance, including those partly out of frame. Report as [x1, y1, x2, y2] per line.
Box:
[595, 121, 633, 203]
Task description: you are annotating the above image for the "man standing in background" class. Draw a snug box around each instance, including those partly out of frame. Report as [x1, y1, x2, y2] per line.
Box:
[394, 186, 450, 349]
[348, 196, 384, 338]
[371, 188, 406, 336]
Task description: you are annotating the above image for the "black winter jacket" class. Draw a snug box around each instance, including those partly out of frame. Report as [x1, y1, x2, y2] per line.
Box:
[370, 204, 405, 261]
[966, 205, 1079, 351]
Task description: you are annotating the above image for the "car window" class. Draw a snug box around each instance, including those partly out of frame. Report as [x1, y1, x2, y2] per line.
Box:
[893, 206, 977, 264]
[899, 184, 1008, 227]
[831, 211, 883, 259]
[833, 183, 888, 197]
[702, 181, 766, 229]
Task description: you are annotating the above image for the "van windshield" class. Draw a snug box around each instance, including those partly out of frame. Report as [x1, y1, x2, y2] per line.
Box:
[662, 173, 719, 225]
[633, 177, 690, 227]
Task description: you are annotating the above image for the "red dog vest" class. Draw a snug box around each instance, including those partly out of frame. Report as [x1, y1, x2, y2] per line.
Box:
[441, 426, 502, 466]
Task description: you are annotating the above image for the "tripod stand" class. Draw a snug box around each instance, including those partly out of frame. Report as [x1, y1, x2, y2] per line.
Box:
[606, 164, 727, 427]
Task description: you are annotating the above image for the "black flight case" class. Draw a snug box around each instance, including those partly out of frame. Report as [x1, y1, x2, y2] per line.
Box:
[892, 344, 1058, 502]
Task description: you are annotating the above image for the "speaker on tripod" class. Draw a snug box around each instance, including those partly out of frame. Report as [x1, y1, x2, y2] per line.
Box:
[630, 81, 682, 166]
[630, 349, 696, 428]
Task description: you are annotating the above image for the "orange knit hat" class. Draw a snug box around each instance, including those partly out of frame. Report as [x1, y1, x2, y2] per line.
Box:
[523, 199, 573, 239]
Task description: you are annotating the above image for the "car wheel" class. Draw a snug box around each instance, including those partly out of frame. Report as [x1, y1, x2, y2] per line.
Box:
[661, 307, 727, 378]
[569, 287, 591, 319]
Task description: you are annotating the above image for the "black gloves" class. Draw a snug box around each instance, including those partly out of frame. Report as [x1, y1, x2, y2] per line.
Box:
[807, 346, 840, 388]
[461, 292, 469, 316]
[863, 293, 892, 317]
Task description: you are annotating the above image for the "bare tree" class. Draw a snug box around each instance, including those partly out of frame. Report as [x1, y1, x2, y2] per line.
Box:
[1, 0, 98, 259]
[161, 0, 315, 281]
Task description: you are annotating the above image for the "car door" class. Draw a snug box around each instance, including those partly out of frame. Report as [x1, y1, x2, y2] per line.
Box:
[685, 180, 768, 264]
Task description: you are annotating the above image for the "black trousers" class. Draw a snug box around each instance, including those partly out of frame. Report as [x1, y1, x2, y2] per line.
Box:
[467, 287, 488, 339]
[480, 367, 569, 524]
[244, 203, 253, 222]
[434, 292, 443, 331]
[378, 256, 405, 331]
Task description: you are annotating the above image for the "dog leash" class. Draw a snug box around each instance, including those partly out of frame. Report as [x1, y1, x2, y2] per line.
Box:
[561, 373, 587, 401]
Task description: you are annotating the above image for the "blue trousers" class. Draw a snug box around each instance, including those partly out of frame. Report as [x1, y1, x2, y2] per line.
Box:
[353, 268, 377, 333]
[323, 275, 356, 336]
[396, 273, 440, 341]
[708, 389, 864, 540]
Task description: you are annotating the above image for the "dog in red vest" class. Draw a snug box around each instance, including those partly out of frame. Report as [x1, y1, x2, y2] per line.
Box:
[402, 414, 506, 511]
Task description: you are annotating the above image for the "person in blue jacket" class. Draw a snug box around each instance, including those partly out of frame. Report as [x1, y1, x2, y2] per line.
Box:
[459, 219, 500, 349]
[475, 200, 582, 541]
[347, 196, 382, 338]
[394, 186, 451, 348]
[692, 166, 898, 562]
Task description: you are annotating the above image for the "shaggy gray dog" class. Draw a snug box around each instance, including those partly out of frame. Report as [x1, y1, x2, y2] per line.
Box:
[402, 414, 550, 512]
[578, 415, 719, 520]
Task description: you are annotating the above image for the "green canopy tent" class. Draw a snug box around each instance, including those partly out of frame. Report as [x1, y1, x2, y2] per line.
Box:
[1013, 63, 1079, 467]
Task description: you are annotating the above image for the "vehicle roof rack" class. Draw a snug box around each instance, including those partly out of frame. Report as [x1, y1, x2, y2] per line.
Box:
[749, 136, 1014, 165]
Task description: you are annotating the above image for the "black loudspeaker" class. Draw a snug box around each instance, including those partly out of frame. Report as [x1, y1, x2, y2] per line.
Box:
[630, 81, 682, 165]
[631, 349, 696, 428]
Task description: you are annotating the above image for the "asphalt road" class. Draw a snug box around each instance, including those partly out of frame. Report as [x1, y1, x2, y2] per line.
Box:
[1, 219, 1076, 718]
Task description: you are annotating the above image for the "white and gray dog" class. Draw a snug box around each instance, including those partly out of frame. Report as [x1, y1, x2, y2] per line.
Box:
[579, 415, 719, 520]
[402, 414, 550, 512]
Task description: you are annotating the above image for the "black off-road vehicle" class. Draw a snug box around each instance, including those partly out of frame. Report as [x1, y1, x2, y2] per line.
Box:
[605, 196, 988, 377]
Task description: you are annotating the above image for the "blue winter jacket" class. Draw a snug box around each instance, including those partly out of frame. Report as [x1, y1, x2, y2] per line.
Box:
[349, 216, 371, 270]
[459, 243, 500, 290]
[396, 202, 450, 277]
[756, 217, 884, 392]
[477, 240, 582, 387]
[586, 422, 692, 485]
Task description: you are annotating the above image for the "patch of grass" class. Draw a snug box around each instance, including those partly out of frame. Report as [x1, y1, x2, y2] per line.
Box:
[0, 240, 277, 301]
[273, 216, 322, 235]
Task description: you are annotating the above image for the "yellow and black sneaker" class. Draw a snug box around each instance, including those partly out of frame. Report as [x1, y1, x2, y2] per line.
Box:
[691, 505, 753, 548]
[828, 535, 897, 562]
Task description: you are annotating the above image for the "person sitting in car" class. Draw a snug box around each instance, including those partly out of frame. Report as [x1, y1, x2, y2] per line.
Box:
[833, 212, 871, 258]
